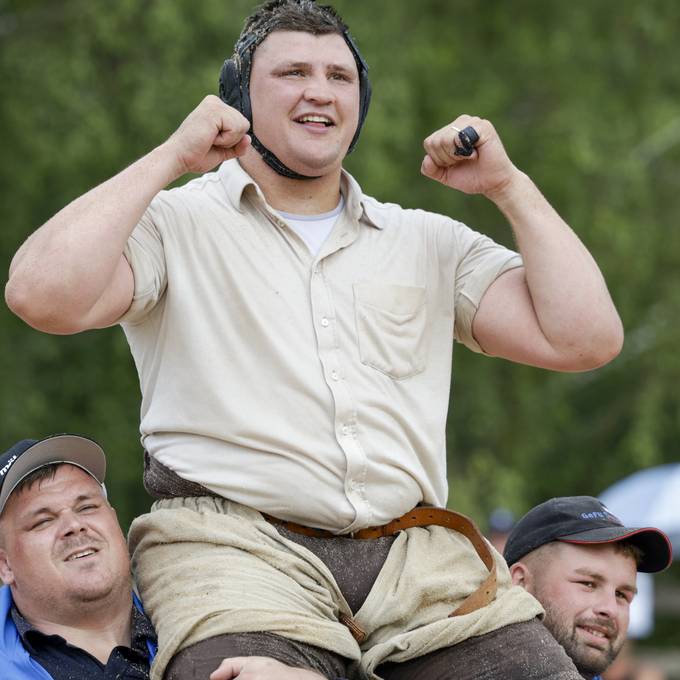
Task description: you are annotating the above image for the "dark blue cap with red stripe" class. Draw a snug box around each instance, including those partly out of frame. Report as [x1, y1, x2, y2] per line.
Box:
[503, 495, 672, 573]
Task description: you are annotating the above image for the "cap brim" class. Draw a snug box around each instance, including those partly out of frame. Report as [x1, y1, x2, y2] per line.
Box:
[559, 525, 673, 573]
[0, 435, 106, 514]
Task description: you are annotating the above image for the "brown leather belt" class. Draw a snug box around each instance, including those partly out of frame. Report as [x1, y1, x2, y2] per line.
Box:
[263, 506, 497, 642]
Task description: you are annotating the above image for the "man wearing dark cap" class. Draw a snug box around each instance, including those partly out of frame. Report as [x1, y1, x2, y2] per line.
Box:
[504, 496, 672, 680]
[0, 436, 323, 680]
[6, 0, 624, 677]
[0, 434, 158, 679]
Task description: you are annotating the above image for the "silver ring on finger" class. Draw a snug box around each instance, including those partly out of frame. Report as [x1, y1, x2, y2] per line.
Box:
[448, 126, 463, 156]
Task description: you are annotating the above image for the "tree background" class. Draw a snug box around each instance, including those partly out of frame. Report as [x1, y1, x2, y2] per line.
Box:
[1, 0, 679, 663]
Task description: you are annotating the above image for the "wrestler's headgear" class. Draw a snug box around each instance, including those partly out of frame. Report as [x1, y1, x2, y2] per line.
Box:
[219, 0, 371, 180]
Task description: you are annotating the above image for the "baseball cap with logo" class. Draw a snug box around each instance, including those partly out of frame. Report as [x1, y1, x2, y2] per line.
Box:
[0, 434, 106, 514]
[503, 495, 672, 573]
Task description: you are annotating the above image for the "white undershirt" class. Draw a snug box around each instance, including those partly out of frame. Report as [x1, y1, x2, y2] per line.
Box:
[277, 196, 345, 256]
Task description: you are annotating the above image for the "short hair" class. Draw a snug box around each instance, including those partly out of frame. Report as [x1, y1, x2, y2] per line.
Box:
[613, 540, 644, 568]
[238, 0, 349, 49]
[9, 463, 61, 499]
[520, 540, 560, 569]
[0, 464, 61, 547]
[3, 462, 105, 512]
[522, 539, 644, 570]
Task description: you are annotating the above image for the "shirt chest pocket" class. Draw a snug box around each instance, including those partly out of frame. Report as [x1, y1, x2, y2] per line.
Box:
[353, 282, 429, 380]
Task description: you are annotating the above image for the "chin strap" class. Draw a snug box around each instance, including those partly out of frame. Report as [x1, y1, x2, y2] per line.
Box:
[250, 134, 321, 180]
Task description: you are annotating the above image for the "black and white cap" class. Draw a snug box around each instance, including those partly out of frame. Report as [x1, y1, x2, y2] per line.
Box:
[0, 434, 106, 514]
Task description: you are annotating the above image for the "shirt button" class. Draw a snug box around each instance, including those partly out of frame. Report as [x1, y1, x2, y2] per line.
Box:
[341, 425, 351, 435]
[321, 317, 330, 327]
[331, 370, 339, 381]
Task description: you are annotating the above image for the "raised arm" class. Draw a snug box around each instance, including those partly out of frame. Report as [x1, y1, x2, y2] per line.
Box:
[422, 116, 623, 372]
[5, 95, 250, 334]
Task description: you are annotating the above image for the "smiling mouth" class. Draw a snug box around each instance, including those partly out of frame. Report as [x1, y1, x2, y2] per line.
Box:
[295, 114, 334, 127]
[576, 624, 613, 647]
[65, 548, 98, 561]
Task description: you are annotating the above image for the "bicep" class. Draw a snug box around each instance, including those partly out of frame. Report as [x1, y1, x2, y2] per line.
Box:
[82, 256, 135, 329]
[471, 267, 575, 371]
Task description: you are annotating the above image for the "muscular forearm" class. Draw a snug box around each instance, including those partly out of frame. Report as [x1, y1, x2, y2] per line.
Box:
[423, 114, 623, 370]
[5, 142, 182, 333]
[488, 170, 623, 367]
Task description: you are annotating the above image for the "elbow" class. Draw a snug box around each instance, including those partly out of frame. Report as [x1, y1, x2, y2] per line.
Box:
[568, 317, 624, 372]
[5, 275, 34, 323]
[594, 314, 625, 367]
[5, 277, 85, 335]
[605, 319, 625, 363]
[586, 334, 623, 370]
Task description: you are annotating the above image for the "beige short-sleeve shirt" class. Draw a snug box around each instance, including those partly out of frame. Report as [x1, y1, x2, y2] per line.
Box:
[121, 160, 522, 533]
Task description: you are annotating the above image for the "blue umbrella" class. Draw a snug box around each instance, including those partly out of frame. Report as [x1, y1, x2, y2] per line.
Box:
[600, 463, 680, 556]
[599, 463, 680, 638]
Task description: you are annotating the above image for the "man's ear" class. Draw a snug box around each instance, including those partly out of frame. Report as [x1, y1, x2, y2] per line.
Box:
[0, 549, 15, 586]
[510, 561, 531, 590]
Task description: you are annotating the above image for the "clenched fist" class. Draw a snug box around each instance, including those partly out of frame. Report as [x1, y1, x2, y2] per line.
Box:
[166, 95, 251, 176]
[421, 115, 521, 200]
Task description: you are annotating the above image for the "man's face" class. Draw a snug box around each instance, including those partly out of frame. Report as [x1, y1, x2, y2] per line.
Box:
[522, 543, 637, 676]
[247, 30, 361, 177]
[0, 465, 131, 620]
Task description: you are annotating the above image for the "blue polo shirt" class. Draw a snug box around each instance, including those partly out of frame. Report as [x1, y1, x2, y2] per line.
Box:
[11, 602, 156, 680]
[1, 585, 156, 680]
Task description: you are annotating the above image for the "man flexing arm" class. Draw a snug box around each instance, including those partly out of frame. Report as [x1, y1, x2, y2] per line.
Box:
[422, 116, 623, 371]
[5, 97, 250, 333]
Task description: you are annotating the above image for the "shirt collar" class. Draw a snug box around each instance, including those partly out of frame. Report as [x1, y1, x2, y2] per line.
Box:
[10, 603, 33, 641]
[340, 170, 384, 229]
[10, 602, 156, 656]
[130, 603, 157, 657]
[218, 159, 385, 230]
[218, 159, 261, 212]
[10, 604, 53, 656]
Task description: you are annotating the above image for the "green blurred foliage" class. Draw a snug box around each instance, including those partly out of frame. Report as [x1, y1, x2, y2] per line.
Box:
[1, 0, 680, 648]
